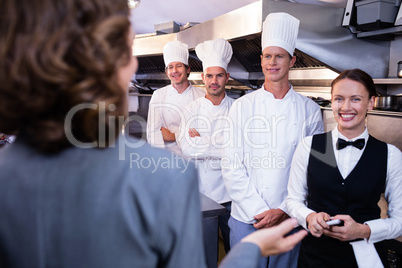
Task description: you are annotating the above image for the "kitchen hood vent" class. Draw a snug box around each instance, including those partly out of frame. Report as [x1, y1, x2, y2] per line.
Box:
[133, 0, 394, 90]
[230, 36, 329, 70]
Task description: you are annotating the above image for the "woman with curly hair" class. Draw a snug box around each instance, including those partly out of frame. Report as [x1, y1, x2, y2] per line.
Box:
[0, 0, 306, 267]
[0, 0, 134, 152]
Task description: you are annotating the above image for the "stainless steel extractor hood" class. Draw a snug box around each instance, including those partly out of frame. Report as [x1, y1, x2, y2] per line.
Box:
[133, 0, 394, 91]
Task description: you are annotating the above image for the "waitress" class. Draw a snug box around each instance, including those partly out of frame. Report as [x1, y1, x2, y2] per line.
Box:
[286, 69, 402, 267]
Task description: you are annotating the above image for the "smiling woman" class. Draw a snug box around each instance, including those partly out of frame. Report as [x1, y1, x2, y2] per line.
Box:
[330, 69, 376, 139]
[286, 69, 402, 268]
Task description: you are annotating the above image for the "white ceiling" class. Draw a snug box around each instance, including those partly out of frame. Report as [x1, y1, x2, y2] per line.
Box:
[130, 0, 258, 34]
[130, 0, 348, 35]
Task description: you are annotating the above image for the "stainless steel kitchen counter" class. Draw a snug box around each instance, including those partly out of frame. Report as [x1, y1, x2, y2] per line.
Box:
[200, 194, 226, 268]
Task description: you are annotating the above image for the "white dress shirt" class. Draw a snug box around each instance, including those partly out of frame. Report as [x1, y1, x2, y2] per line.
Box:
[178, 94, 234, 204]
[146, 84, 205, 156]
[222, 85, 324, 223]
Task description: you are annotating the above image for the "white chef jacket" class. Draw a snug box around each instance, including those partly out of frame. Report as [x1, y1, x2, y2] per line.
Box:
[285, 127, 402, 241]
[146, 84, 205, 156]
[178, 94, 234, 204]
[222, 85, 324, 224]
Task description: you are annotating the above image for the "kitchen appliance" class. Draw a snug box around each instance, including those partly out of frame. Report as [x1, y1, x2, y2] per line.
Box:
[398, 60, 402, 77]
[308, 96, 332, 107]
[374, 95, 402, 111]
[355, 0, 400, 31]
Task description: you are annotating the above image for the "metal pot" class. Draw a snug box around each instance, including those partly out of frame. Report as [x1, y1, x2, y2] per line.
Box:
[308, 96, 331, 107]
[374, 95, 402, 111]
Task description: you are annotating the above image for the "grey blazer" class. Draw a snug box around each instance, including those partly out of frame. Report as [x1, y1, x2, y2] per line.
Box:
[0, 135, 261, 268]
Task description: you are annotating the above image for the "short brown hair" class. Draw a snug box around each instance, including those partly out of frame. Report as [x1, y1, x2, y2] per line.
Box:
[0, 0, 131, 153]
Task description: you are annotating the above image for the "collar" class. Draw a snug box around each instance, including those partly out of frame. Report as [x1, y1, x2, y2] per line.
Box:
[332, 126, 369, 143]
[203, 93, 228, 107]
[169, 82, 192, 94]
[259, 83, 294, 100]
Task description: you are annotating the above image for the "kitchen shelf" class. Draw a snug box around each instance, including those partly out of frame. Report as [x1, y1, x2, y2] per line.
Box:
[368, 109, 402, 117]
[128, 93, 153, 97]
[373, 78, 402, 84]
[293, 78, 402, 87]
[356, 26, 402, 39]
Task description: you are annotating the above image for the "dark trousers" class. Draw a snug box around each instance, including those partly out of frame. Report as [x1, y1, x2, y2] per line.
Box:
[218, 202, 231, 253]
[299, 234, 389, 268]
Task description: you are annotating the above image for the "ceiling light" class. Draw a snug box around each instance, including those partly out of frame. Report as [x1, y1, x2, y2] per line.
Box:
[128, 0, 141, 9]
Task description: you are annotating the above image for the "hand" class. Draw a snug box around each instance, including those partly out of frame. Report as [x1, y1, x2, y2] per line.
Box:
[242, 218, 307, 257]
[253, 208, 290, 229]
[188, 128, 200, 138]
[306, 212, 331, 237]
[322, 215, 371, 241]
[160, 127, 175, 142]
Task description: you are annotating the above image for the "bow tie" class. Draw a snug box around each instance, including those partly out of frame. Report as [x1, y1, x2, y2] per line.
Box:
[336, 138, 365, 150]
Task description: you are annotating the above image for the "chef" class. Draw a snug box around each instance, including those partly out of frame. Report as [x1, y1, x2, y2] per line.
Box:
[146, 41, 205, 156]
[178, 38, 234, 253]
[221, 12, 324, 268]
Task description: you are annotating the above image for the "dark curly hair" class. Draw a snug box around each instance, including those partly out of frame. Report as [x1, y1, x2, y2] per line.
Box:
[331, 69, 378, 99]
[0, 0, 132, 153]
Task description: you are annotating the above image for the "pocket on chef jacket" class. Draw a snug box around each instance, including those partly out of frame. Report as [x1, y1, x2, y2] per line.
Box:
[244, 118, 271, 149]
[205, 159, 222, 170]
[261, 186, 275, 208]
[195, 159, 222, 171]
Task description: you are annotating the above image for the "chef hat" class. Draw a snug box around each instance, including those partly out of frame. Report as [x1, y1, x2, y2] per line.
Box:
[163, 41, 189, 67]
[195, 38, 233, 72]
[261, 12, 300, 56]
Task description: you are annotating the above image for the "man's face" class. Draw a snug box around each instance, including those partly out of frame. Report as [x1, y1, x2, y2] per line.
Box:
[201, 66, 229, 98]
[165, 61, 190, 86]
[260, 46, 295, 82]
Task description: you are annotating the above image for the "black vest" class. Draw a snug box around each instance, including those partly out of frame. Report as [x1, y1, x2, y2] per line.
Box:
[307, 132, 387, 223]
[298, 132, 388, 268]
